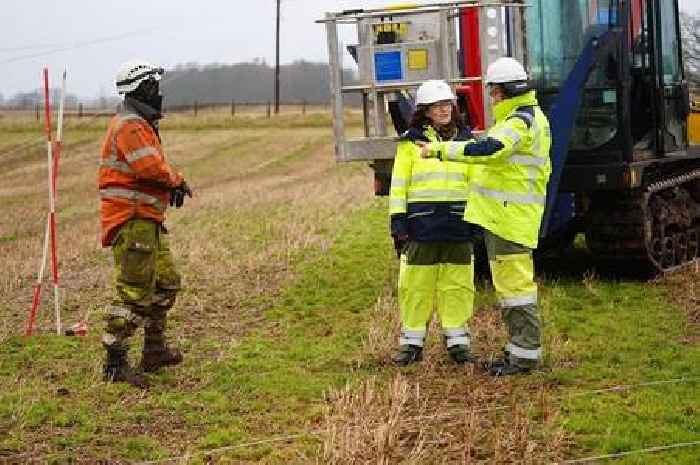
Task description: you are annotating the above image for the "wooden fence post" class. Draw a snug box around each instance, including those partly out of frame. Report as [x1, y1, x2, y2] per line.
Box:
[35, 103, 40, 121]
[78, 103, 83, 119]
[302, 99, 306, 115]
[231, 100, 236, 117]
[193, 101, 198, 117]
[267, 101, 271, 118]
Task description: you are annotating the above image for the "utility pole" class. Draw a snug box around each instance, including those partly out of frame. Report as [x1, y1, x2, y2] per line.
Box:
[275, 0, 281, 114]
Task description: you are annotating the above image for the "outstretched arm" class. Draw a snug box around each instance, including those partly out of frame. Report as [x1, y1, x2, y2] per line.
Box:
[419, 118, 526, 165]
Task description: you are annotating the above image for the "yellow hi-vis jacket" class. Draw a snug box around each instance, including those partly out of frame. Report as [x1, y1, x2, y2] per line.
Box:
[429, 91, 552, 248]
[390, 126, 473, 242]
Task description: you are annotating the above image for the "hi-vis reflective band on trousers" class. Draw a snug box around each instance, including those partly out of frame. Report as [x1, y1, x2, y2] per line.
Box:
[100, 187, 166, 212]
[472, 186, 546, 206]
[443, 328, 470, 348]
[506, 342, 541, 360]
[400, 329, 426, 347]
[499, 293, 538, 308]
[106, 304, 136, 320]
[407, 189, 469, 202]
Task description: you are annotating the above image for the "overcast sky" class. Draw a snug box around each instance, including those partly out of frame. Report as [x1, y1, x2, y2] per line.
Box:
[1, 0, 698, 99]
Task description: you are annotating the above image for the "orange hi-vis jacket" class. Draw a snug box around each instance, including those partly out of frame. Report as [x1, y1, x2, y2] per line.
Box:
[98, 105, 182, 247]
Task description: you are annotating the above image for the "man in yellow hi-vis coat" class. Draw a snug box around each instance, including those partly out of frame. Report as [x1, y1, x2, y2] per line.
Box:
[419, 58, 552, 375]
[390, 80, 476, 366]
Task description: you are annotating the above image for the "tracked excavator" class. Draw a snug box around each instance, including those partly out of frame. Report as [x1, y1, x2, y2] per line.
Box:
[318, 0, 700, 273]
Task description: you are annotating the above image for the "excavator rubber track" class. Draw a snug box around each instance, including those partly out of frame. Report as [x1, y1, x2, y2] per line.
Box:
[587, 169, 700, 274]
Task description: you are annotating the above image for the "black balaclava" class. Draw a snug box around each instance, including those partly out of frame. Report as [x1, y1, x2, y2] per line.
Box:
[128, 78, 163, 114]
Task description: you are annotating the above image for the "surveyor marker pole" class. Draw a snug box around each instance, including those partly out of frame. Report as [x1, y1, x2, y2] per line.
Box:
[51, 70, 66, 335]
[42, 68, 60, 336]
[25, 68, 55, 336]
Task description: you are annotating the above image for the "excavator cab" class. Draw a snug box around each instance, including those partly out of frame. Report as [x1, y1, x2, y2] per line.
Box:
[528, 0, 700, 272]
[527, 0, 691, 171]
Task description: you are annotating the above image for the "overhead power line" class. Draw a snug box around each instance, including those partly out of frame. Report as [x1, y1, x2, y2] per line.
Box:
[1, 29, 157, 65]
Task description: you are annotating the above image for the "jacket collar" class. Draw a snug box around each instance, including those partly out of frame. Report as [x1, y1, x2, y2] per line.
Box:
[422, 125, 472, 142]
[123, 96, 162, 123]
[492, 90, 538, 123]
[423, 125, 440, 142]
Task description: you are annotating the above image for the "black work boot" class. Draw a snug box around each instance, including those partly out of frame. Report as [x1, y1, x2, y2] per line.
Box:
[103, 347, 148, 388]
[485, 357, 532, 376]
[447, 345, 477, 364]
[140, 310, 183, 372]
[140, 343, 183, 372]
[392, 345, 423, 366]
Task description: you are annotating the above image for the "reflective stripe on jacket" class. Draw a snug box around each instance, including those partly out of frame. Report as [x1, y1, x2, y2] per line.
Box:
[390, 126, 473, 242]
[433, 91, 552, 248]
[98, 104, 182, 246]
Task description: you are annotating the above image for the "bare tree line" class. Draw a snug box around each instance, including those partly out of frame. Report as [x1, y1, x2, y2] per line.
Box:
[681, 11, 700, 90]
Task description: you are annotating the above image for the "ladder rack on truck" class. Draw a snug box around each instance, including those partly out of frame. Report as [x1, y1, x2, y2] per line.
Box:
[316, 1, 528, 194]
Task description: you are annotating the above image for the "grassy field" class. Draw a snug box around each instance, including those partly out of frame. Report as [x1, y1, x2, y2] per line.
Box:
[0, 109, 697, 464]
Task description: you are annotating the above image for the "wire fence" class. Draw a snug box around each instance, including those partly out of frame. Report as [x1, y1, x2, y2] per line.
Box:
[3, 376, 690, 464]
[131, 376, 700, 465]
[0, 100, 335, 121]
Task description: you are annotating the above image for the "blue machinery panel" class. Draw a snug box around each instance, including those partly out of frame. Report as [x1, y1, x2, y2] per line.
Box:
[540, 31, 616, 239]
[375, 51, 403, 81]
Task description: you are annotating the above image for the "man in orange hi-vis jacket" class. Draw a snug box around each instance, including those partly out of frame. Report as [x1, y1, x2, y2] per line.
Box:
[99, 60, 192, 387]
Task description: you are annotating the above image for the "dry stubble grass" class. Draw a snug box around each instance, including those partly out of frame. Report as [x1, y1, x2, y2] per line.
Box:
[0, 113, 371, 343]
[321, 281, 569, 465]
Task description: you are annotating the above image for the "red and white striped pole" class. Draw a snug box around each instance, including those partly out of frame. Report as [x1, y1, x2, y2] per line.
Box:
[51, 70, 66, 335]
[25, 68, 64, 336]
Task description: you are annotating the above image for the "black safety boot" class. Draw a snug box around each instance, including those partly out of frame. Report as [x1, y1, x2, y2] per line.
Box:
[103, 347, 148, 388]
[392, 345, 423, 366]
[447, 345, 477, 364]
[140, 343, 183, 373]
[140, 311, 183, 372]
[485, 357, 532, 377]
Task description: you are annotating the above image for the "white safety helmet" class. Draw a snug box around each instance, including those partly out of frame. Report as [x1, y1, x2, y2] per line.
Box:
[485, 57, 528, 85]
[416, 80, 455, 105]
[115, 60, 164, 95]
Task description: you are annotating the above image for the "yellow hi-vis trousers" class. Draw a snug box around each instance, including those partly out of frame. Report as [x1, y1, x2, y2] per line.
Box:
[484, 230, 541, 367]
[398, 241, 474, 348]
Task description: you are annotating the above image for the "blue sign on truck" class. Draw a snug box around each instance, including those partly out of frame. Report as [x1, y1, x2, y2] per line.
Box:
[374, 51, 403, 81]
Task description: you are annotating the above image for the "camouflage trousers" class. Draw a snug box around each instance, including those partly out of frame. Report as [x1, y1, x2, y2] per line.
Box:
[102, 219, 181, 351]
[484, 230, 541, 368]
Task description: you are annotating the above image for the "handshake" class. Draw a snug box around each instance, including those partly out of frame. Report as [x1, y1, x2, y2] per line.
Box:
[170, 181, 193, 208]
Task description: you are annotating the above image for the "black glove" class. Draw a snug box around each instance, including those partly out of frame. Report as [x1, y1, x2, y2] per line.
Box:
[170, 181, 193, 208]
[462, 137, 504, 156]
[392, 235, 408, 258]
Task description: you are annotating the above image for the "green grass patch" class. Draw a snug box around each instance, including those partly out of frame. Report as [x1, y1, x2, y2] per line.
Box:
[0, 199, 393, 463]
[540, 260, 700, 464]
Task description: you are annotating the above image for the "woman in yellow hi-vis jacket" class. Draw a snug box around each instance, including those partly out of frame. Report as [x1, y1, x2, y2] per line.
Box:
[389, 80, 476, 366]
